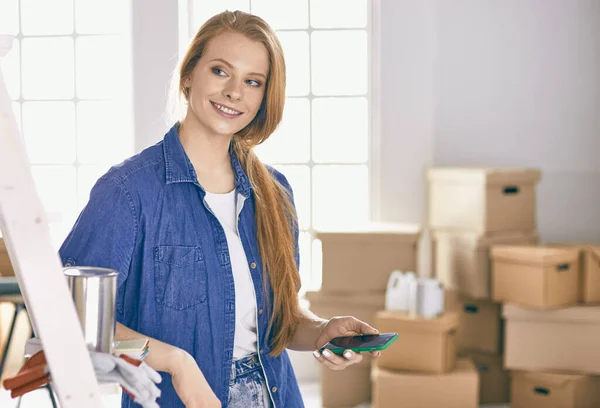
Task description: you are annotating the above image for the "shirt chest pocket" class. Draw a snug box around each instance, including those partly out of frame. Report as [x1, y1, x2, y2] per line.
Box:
[154, 245, 207, 310]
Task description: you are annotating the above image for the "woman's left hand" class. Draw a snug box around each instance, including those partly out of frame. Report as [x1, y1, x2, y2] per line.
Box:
[313, 316, 381, 371]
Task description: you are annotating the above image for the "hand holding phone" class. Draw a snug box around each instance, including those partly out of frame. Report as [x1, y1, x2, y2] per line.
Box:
[319, 333, 398, 355]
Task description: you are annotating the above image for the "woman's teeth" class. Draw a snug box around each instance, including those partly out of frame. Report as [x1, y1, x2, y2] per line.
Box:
[213, 102, 241, 115]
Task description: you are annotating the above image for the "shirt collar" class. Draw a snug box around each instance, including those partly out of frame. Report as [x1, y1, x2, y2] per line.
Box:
[162, 123, 253, 197]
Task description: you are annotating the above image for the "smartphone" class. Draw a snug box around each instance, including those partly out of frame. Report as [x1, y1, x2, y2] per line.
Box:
[320, 333, 399, 355]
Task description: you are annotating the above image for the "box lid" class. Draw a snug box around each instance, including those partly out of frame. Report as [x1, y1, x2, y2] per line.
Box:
[503, 303, 600, 324]
[549, 243, 600, 263]
[513, 370, 587, 389]
[491, 246, 579, 266]
[375, 310, 459, 334]
[316, 223, 421, 244]
[305, 290, 385, 308]
[427, 167, 542, 185]
[372, 357, 475, 380]
[433, 230, 539, 249]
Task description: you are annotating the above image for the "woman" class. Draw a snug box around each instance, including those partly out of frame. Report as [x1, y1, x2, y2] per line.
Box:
[60, 11, 380, 408]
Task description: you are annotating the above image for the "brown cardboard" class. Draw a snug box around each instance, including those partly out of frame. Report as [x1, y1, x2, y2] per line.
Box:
[375, 310, 459, 373]
[433, 230, 539, 299]
[491, 246, 580, 309]
[321, 355, 371, 408]
[306, 291, 385, 327]
[371, 358, 479, 408]
[511, 371, 600, 408]
[428, 167, 541, 233]
[548, 243, 600, 303]
[445, 291, 502, 355]
[0, 238, 15, 277]
[503, 304, 600, 374]
[464, 352, 510, 404]
[316, 224, 420, 293]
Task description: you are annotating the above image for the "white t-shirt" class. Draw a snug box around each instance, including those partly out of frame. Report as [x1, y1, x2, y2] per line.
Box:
[204, 189, 258, 359]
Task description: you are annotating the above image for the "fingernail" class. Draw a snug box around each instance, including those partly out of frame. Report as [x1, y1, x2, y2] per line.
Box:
[322, 350, 331, 358]
[344, 351, 352, 359]
[313, 350, 320, 358]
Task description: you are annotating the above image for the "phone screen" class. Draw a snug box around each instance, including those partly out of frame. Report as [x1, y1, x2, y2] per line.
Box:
[324, 333, 397, 351]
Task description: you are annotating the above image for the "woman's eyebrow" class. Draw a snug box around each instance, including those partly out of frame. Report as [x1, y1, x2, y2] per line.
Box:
[210, 57, 267, 80]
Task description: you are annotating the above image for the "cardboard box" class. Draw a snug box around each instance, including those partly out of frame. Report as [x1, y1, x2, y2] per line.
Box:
[0, 238, 15, 277]
[465, 352, 510, 404]
[511, 371, 600, 408]
[445, 291, 502, 355]
[433, 230, 539, 299]
[492, 246, 580, 309]
[375, 310, 459, 373]
[549, 244, 600, 303]
[321, 355, 371, 408]
[306, 291, 384, 327]
[371, 358, 479, 408]
[428, 167, 541, 233]
[316, 224, 420, 293]
[503, 304, 600, 374]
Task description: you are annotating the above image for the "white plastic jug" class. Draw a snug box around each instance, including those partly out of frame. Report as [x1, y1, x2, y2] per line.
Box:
[385, 270, 408, 312]
[405, 272, 418, 316]
[416, 278, 444, 319]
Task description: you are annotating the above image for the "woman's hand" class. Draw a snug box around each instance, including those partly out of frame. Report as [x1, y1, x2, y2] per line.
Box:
[312, 316, 381, 371]
[170, 350, 222, 408]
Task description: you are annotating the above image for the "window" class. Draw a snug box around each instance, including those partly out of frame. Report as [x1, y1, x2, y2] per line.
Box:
[184, 0, 372, 292]
[0, 0, 134, 249]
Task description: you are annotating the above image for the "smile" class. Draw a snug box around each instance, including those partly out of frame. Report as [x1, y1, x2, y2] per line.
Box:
[210, 101, 243, 116]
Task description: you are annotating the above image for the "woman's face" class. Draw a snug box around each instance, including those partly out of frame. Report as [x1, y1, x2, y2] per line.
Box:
[184, 32, 270, 137]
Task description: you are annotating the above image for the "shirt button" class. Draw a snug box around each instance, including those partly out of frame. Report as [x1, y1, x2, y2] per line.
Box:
[258, 308, 263, 315]
[260, 348, 264, 354]
[65, 263, 72, 267]
[272, 386, 278, 393]
[250, 262, 256, 269]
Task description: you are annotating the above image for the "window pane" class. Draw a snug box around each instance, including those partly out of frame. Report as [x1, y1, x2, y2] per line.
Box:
[22, 102, 76, 164]
[310, 0, 367, 28]
[12, 102, 21, 132]
[312, 165, 368, 229]
[277, 31, 309, 97]
[1, 39, 20, 100]
[255, 98, 309, 163]
[21, 0, 74, 35]
[193, 0, 250, 28]
[78, 165, 110, 210]
[298, 231, 311, 293]
[76, 0, 128, 34]
[311, 30, 367, 96]
[251, 0, 308, 30]
[22, 37, 74, 99]
[272, 164, 310, 230]
[77, 101, 133, 164]
[31, 165, 78, 231]
[312, 97, 368, 163]
[76, 36, 127, 99]
[0, 0, 19, 35]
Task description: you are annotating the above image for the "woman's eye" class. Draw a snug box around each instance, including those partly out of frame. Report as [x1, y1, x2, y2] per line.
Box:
[212, 68, 226, 76]
[246, 79, 261, 87]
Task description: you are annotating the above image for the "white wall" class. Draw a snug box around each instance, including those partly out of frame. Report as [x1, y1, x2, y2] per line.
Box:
[378, 0, 600, 243]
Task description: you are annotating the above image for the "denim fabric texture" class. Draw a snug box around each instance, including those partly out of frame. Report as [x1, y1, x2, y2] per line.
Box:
[228, 353, 272, 408]
[59, 123, 304, 408]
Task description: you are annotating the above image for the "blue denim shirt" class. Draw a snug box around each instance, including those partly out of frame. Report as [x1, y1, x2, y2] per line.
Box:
[59, 124, 304, 408]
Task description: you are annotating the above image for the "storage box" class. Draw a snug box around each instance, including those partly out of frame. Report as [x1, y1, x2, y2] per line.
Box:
[511, 371, 600, 408]
[492, 246, 580, 309]
[371, 358, 479, 408]
[549, 244, 600, 303]
[0, 238, 15, 277]
[316, 224, 420, 293]
[306, 291, 384, 327]
[321, 354, 371, 408]
[375, 310, 459, 373]
[433, 230, 539, 299]
[465, 352, 510, 404]
[428, 167, 541, 233]
[503, 304, 600, 374]
[445, 291, 502, 355]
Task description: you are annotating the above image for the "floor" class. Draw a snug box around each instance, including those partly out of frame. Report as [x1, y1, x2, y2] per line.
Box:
[0, 382, 509, 407]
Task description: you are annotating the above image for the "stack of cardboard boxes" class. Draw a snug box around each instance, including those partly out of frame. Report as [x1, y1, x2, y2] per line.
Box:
[306, 224, 420, 408]
[492, 244, 600, 407]
[428, 167, 542, 405]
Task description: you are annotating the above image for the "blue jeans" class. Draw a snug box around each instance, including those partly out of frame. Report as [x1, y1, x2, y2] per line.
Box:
[228, 353, 272, 408]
